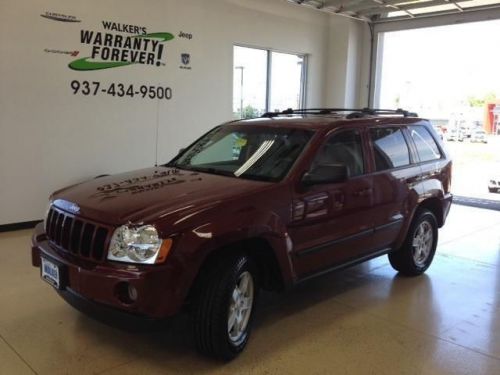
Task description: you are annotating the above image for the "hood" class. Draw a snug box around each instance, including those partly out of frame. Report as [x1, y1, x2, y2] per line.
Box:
[51, 167, 273, 226]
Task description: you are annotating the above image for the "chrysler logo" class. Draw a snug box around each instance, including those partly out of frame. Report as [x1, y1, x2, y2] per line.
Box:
[41, 11, 81, 23]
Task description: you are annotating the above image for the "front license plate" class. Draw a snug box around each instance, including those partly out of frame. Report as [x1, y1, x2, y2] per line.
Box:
[41, 257, 61, 289]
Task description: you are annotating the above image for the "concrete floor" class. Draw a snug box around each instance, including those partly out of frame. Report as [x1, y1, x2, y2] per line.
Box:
[1, 205, 499, 375]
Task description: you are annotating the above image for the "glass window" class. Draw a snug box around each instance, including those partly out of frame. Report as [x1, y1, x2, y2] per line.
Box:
[233, 46, 268, 119]
[269, 52, 304, 112]
[311, 130, 364, 177]
[409, 126, 441, 162]
[170, 126, 313, 182]
[370, 128, 410, 171]
[233, 46, 306, 119]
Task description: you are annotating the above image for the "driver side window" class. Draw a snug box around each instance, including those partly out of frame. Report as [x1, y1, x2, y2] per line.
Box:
[311, 130, 365, 177]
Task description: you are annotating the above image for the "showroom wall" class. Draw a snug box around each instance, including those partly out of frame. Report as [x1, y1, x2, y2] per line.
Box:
[0, 0, 369, 225]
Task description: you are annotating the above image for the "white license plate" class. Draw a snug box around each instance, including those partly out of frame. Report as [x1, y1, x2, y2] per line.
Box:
[41, 258, 60, 289]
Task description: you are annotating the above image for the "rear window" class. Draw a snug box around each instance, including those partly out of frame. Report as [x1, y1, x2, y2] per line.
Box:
[409, 125, 441, 162]
[370, 127, 410, 171]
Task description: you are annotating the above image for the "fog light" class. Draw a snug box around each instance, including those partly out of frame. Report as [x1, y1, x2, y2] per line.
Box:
[115, 282, 138, 305]
[128, 285, 138, 302]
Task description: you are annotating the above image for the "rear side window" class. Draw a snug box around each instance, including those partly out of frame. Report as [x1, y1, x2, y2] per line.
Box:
[409, 125, 441, 162]
[369, 127, 410, 171]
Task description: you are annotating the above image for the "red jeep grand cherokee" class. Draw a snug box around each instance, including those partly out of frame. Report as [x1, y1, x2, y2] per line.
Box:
[32, 108, 452, 359]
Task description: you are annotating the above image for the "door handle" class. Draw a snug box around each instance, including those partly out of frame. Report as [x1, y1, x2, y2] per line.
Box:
[352, 188, 372, 197]
[403, 176, 421, 184]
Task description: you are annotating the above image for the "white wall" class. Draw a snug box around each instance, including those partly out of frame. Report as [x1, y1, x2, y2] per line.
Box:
[0, 0, 369, 225]
[324, 16, 371, 108]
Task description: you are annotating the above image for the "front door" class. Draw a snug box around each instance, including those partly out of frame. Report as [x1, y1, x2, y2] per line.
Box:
[288, 128, 375, 278]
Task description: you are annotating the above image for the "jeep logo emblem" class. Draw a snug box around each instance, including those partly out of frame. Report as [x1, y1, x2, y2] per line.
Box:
[68, 203, 80, 214]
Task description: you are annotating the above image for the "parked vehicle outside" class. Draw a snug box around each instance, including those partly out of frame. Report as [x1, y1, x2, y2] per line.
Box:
[470, 129, 488, 143]
[489, 175, 500, 193]
[32, 108, 453, 359]
[446, 128, 460, 141]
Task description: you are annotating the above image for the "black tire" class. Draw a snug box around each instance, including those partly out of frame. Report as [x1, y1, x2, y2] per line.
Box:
[192, 253, 258, 360]
[388, 209, 438, 276]
[488, 187, 496, 193]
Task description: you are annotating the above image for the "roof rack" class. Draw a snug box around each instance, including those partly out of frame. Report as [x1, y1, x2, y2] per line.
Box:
[261, 108, 418, 118]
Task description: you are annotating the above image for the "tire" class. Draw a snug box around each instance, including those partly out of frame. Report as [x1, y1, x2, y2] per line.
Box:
[192, 253, 258, 360]
[489, 187, 495, 193]
[388, 209, 438, 276]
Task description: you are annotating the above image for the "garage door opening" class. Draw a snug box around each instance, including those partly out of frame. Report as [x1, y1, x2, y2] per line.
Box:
[375, 19, 500, 205]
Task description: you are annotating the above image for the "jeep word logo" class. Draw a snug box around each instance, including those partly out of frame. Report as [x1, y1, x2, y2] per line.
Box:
[178, 31, 193, 40]
[41, 11, 81, 23]
[69, 28, 175, 71]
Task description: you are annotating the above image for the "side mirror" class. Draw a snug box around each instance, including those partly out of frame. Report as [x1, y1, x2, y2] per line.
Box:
[178, 147, 185, 155]
[302, 164, 348, 186]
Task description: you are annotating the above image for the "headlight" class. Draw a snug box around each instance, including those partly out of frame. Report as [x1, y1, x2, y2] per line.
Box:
[107, 225, 172, 264]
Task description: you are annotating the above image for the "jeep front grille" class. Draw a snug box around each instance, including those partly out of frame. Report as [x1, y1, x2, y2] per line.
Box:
[45, 207, 110, 261]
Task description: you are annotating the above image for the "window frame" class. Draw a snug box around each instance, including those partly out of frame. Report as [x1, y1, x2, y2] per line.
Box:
[233, 44, 308, 117]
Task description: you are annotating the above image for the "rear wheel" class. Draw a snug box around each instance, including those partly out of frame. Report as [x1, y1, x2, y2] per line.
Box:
[192, 254, 258, 360]
[389, 209, 438, 276]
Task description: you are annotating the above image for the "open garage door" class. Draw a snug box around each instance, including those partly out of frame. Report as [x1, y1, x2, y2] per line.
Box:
[374, 19, 500, 207]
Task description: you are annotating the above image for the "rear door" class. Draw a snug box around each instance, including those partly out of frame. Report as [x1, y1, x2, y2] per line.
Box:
[288, 128, 376, 277]
[406, 124, 448, 197]
[368, 126, 423, 250]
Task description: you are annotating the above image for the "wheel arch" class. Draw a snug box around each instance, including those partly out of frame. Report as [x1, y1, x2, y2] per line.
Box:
[185, 236, 289, 307]
[418, 197, 444, 227]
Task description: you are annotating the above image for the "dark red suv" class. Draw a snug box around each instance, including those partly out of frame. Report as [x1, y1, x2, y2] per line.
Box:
[32, 108, 452, 359]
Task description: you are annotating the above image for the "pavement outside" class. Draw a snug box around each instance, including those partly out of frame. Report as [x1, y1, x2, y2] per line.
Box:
[446, 135, 500, 201]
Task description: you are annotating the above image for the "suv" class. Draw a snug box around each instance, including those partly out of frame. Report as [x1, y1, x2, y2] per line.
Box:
[32, 108, 453, 360]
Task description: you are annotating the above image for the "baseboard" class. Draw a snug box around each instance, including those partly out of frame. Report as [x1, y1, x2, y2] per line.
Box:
[0, 220, 42, 233]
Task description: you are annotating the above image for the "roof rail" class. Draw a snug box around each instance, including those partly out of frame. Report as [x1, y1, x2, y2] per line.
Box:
[261, 108, 418, 118]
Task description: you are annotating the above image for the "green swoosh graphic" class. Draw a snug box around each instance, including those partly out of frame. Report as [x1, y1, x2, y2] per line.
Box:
[135, 32, 175, 41]
[69, 59, 132, 71]
[69, 32, 175, 71]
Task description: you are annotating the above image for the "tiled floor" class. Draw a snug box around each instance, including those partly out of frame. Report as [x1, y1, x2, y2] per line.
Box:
[0, 204, 499, 374]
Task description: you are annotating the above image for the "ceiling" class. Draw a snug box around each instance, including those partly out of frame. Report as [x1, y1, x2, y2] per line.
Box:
[287, 0, 500, 22]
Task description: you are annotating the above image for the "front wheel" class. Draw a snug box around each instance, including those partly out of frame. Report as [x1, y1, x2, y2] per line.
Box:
[389, 209, 438, 276]
[192, 254, 258, 360]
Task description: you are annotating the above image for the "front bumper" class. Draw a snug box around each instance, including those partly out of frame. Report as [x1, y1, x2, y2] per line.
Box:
[31, 223, 184, 319]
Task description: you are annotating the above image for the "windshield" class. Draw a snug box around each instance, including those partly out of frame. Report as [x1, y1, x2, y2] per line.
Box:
[168, 126, 313, 182]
